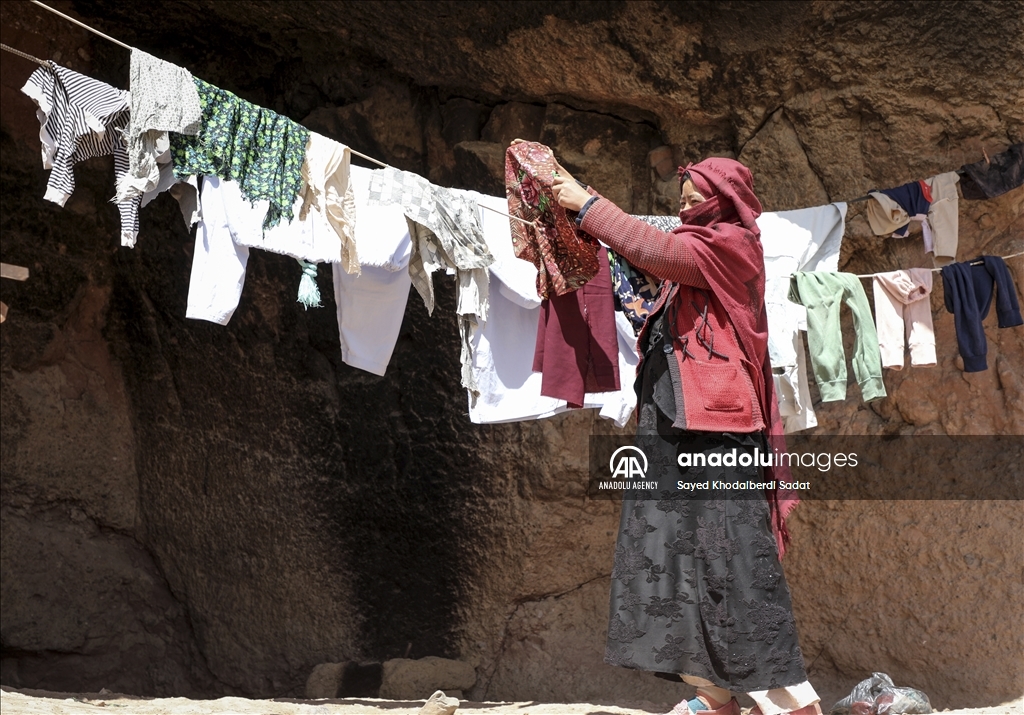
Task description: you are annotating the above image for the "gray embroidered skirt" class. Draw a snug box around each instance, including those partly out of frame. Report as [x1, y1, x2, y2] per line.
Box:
[605, 323, 809, 692]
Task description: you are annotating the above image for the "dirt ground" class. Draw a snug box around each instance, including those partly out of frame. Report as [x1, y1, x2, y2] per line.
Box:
[2, 688, 1021, 715]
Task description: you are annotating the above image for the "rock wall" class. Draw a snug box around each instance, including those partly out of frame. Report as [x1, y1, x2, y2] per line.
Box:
[1, 0, 1022, 710]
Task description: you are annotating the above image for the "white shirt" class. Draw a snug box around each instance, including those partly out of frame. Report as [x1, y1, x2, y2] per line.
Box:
[757, 202, 847, 432]
[464, 191, 639, 427]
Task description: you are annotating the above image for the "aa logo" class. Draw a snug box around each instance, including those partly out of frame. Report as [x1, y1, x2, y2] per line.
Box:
[609, 446, 648, 480]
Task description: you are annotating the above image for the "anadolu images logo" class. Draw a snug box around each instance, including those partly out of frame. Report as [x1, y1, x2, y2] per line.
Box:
[609, 446, 648, 480]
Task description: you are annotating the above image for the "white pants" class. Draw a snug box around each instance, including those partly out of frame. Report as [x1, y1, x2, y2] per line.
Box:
[186, 175, 353, 325]
[332, 263, 412, 376]
[186, 176, 250, 325]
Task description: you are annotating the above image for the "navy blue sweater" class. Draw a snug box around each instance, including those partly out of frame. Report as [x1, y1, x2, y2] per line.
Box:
[940, 256, 1023, 372]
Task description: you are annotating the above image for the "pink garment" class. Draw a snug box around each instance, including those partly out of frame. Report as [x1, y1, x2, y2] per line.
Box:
[872, 268, 937, 370]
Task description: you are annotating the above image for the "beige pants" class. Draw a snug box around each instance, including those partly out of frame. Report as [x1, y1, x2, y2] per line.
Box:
[925, 171, 960, 266]
[872, 269, 937, 369]
[681, 674, 820, 715]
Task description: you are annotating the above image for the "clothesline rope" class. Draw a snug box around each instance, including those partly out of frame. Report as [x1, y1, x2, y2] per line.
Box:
[23, 1, 1012, 239]
[1, 43, 47, 65]
[853, 250, 1024, 278]
[345, 147, 536, 226]
[28, 0, 537, 229]
[350, 148, 386, 168]
[481, 203, 535, 226]
[30, 0, 132, 50]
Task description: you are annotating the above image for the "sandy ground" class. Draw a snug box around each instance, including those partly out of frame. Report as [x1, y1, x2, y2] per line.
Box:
[2, 688, 1021, 715]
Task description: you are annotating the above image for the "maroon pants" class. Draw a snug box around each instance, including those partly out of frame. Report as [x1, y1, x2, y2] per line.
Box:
[533, 248, 620, 408]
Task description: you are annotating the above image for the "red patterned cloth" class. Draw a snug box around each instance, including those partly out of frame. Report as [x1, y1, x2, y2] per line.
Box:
[505, 142, 600, 299]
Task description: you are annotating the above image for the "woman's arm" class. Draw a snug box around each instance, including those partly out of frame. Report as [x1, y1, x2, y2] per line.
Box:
[580, 198, 710, 289]
[549, 161, 708, 288]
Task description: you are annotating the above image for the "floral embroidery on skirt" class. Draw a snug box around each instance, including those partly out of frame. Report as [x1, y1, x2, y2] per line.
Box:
[606, 333, 809, 692]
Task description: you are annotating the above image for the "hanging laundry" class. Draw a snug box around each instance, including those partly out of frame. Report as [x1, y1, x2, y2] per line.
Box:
[185, 167, 412, 375]
[300, 133, 358, 275]
[866, 179, 931, 238]
[940, 256, 1023, 373]
[788, 272, 887, 403]
[186, 176, 250, 325]
[631, 214, 683, 232]
[169, 77, 309, 230]
[186, 174, 346, 324]
[227, 179, 350, 265]
[333, 264, 412, 376]
[141, 161, 202, 230]
[365, 166, 494, 395]
[116, 48, 201, 206]
[349, 166, 412, 271]
[759, 203, 847, 431]
[200, 132, 359, 308]
[463, 190, 638, 425]
[872, 269, 937, 370]
[456, 190, 540, 309]
[607, 248, 660, 334]
[866, 173, 960, 266]
[958, 143, 1024, 200]
[533, 247, 620, 409]
[923, 172, 960, 266]
[21, 62, 141, 247]
[331, 165, 413, 377]
[471, 285, 640, 427]
[505, 141, 601, 299]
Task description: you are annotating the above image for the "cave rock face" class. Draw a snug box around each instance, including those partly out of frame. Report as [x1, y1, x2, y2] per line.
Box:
[1, 1, 1021, 709]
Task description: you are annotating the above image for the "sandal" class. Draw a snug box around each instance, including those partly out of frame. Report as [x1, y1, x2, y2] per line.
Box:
[684, 698, 741, 715]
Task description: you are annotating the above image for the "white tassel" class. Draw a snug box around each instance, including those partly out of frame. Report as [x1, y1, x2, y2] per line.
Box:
[296, 259, 322, 309]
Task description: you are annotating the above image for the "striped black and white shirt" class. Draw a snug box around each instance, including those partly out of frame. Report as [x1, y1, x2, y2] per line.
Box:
[22, 62, 142, 247]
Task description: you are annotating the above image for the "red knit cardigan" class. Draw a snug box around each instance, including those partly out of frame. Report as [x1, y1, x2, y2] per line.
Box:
[579, 166, 798, 558]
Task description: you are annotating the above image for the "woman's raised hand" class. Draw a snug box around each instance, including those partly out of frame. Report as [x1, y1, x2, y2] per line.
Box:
[509, 140, 592, 212]
[552, 164, 591, 212]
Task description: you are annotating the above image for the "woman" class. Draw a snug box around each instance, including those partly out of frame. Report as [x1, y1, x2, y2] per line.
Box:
[551, 157, 819, 715]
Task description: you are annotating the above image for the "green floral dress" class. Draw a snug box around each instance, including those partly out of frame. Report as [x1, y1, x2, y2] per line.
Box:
[170, 78, 309, 229]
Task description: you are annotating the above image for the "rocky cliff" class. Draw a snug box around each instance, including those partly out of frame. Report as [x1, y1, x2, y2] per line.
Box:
[1, 0, 1022, 709]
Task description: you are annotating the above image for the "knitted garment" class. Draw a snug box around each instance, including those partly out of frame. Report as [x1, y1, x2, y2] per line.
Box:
[788, 271, 887, 402]
[940, 256, 1024, 372]
[170, 77, 309, 230]
[505, 141, 600, 299]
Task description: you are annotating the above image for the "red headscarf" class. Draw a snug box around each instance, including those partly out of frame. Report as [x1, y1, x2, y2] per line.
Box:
[677, 158, 799, 558]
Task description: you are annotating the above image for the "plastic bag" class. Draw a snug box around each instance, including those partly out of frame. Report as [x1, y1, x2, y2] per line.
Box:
[830, 672, 932, 715]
